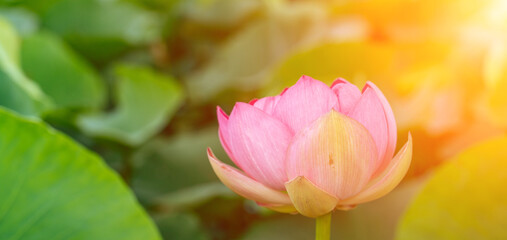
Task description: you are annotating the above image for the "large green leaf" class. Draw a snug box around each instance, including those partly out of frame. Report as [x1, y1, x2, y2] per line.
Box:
[41, 0, 161, 61]
[0, 107, 161, 239]
[21, 32, 106, 110]
[396, 136, 507, 240]
[78, 64, 184, 146]
[0, 16, 52, 116]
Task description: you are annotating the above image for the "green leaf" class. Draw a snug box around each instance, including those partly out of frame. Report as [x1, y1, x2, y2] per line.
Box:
[0, 17, 19, 63]
[124, 0, 180, 11]
[155, 212, 209, 240]
[78, 64, 184, 146]
[0, 107, 161, 239]
[4, 0, 62, 15]
[0, 7, 39, 36]
[0, 17, 52, 116]
[21, 32, 106, 110]
[131, 127, 228, 203]
[180, 0, 260, 26]
[156, 182, 235, 212]
[396, 136, 507, 240]
[41, 0, 162, 61]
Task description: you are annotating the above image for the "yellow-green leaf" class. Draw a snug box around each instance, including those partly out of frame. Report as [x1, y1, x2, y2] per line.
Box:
[0, 17, 52, 116]
[396, 136, 507, 240]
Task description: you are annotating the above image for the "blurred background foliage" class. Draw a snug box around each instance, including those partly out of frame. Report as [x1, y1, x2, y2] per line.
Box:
[0, 0, 506, 239]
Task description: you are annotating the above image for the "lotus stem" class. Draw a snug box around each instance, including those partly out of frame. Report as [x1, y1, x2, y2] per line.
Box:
[315, 212, 332, 240]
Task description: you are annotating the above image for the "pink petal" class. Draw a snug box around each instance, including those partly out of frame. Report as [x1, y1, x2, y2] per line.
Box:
[207, 148, 292, 205]
[286, 110, 378, 199]
[331, 78, 362, 114]
[227, 102, 293, 190]
[347, 87, 389, 173]
[252, 96, 281, 115]
[248, 99, 259, 105]
[217, 106, 235, 161]
[340, 134, 412, 205]
[272, 75, 338, 133]
[364, 81, 397, 174]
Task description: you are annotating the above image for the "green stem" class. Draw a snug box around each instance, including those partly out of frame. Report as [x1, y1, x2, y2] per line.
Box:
[315, 213, 332, 240]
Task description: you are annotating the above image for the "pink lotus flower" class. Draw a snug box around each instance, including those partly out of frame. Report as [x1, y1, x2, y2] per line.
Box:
[208, 76, 412, 218]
